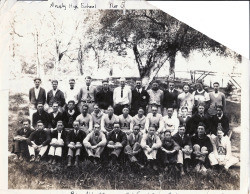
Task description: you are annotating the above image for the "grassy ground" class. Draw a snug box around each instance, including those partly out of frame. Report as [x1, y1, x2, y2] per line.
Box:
[8, 92, 241, 190]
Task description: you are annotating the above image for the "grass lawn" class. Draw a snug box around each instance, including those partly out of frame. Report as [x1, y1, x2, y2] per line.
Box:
[8, 92, 241, 190]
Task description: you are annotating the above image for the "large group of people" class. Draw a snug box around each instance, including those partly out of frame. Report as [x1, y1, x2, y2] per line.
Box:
[11, 76, 239, 175]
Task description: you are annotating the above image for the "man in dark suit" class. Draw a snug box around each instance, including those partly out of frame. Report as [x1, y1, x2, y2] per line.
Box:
[29, 78, 46, 123]
[48, 121, 68, 164]
[106, 122, 127, 167]
[131, 79, 149, 116]
[47, 80, 65, 113]
[62, 100, 80, 129]
[186, 104, 211, 136]
[32, 102, 50, 128]
[48, 102, 63, 129]
[210, 105, 230, 137]
[12, 119, 34, 161]
[66, 120, 86, 167]
[163, 80, 179, 116]
[172, 125, 193, 175]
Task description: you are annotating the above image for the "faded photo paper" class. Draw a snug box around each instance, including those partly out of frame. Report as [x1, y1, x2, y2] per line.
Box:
[0, 0, 249, 193]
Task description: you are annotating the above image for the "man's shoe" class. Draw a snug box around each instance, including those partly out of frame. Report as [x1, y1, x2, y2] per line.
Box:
[35, 155, 41, 163]
[30, 155, 35, 162]
[48, 158, 53, 164]
[200, 164, 207, 174]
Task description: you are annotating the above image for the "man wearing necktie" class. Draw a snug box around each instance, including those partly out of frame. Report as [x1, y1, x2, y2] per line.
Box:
[131, 79, 149, 116]
[141, 126, 162, 171]
[113, 77, 132, 115]
[124, 125, 144, 168]
[48, 121, 67, 165]
[66, 120, 86, 167]
[78, 76, 96, 113]
[106, 123, 127, 167]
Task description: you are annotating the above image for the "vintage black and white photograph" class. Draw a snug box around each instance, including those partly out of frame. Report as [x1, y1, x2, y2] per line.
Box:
[1, 0, 248, 191]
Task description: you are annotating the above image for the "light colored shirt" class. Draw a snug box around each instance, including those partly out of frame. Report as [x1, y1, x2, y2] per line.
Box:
[178, 92, 194, 115]
[118, 114, 133, 132]
[57, 131, 62, 140]
[34, 87, 40, 99]
[91, 111, 104, 126]
[113, 85, 132, 105]
[159, 115, 180, 135]
[53, 111, 58, 118]
[132, 115, 146, 133]
[192, 89, 210, 105]
[145, 113, 163, 132]
[78, 85, 96, 101]
[147, 89, 163, 105]
[208, 91, 226, 115]
[52, 89, 58, 97]
[65, 87, 78, 104]
[76, 113, 93, 132]
[100, 114, 119, 132]
[211, 136, 231, 158]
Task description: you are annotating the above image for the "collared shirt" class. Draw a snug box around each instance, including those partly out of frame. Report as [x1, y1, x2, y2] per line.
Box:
[159, 115, 179, 135]
[57, 131, 62, 139]
[79, 85, 96, 101]
[34, 87, 40, 99]
[101, 114, 119, 132]
[113, 85, 132, 105]
[192, 89, 210, 104]
[74, 129, 79, 135]
[52, 89, 58, 97]
[137, 88, 142, 93]
[178, 92, 194, 115]
[65, 87, 78, 104]
[53, 111, 59, 118]
[76, 113, 93, 131]
[217, 113, 224, 120]
[147, 89, 163, 105]
[68, 109, 75, 115]
[145, 113, 162, 131]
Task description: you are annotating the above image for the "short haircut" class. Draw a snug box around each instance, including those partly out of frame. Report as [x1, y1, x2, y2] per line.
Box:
[167, 106, 174, 110]
[135, 78, 142, 82]
[133, 125, 140, 129]
[182, 83, 190, 88]
[36, 120, 44, 125]
[53, 101, 59, 106]
[197, 122, 206, 128]
[34, 77, 41, 82]
[37, 102, 44, 106]
[122, 107, 129, 111]
[51, 80, 58, 84]
[151, 105, 158, 110]
[138, 107, 144, 111]
[148, 126, 156, 130]
[85, 76, 92, 80]
[113, 122, 120, 126]
[57, 120, 64, 125]
[151, 80, 159, 85]
[164, 130, 172, 135]
[73, 120, 80, 124]
[213, 82, 220, 86]
[22, 118, 31, 124]
[198, 103, 205, 108]
[82, 104, 89, 109]
[216, 105, 223, 110]
[102, 79, 109, 83]
[168, 80, 175, 84]
[93, 103, 99, 108]
[94, 123, 100, 127]
[69, 79, 75, 82]
[107, 105, 114, 110]
[178, 125, 186, 129]
[68, 100, 75, 105]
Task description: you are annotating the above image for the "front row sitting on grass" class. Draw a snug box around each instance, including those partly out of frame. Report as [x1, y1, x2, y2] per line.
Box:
[12, 119, 239, 175]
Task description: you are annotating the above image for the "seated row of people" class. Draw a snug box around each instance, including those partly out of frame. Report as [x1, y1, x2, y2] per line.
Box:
[32, 100, 231, 141]
[12, 118, 239, 175]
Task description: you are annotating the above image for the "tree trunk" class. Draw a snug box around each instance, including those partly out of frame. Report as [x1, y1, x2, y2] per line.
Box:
[133, 44, 143, 78]
[168, 52, 176, 79]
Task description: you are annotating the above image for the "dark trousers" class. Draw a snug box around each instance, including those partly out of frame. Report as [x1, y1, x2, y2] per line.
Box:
[114, 104, 129, 115]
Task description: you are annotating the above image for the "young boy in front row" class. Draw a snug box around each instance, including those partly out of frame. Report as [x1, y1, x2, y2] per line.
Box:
[83, 123, 107, 164]
[172, 125, 193, 175]
[48, 120, 67, 165]
[66, 120, 86, 167]
[27, 120, 51, 162]
[141, 126, 162, 171]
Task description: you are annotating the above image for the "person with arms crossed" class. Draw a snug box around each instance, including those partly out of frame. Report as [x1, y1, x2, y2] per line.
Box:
[83, 123, 107, 164]
[62, 100, 80, 129]
[27, 120, 51, 163]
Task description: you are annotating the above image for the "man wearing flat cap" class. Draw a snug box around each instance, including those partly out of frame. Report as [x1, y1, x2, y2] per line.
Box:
[29, 78, 46, 124]
[113, 77, 132, 115]
[78, 76, 96, 114]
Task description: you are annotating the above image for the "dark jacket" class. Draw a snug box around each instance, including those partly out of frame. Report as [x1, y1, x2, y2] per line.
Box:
[32, 110, 50, 128]
[27, 129, 51, 146]
[131, 88, 149, 113]
[48, 112, 63, 129]
[161, 138, 180, 151]
[62, 110, 80, 128]
[163, 89, 179, 109]
[210, 114, 230, 136]
[172, 132, 192, 148]
[47, 89, 65, 107]
[186, 113, 211, 136]
[50, 129, 68, 142]
[191, 134, 213, 154]
[29, 87, 46, 107]
[95, 88, 113, 110]
[107, 130, 127, 147]
[15, 127, 34, 138]
[66, 129, 86, 145]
